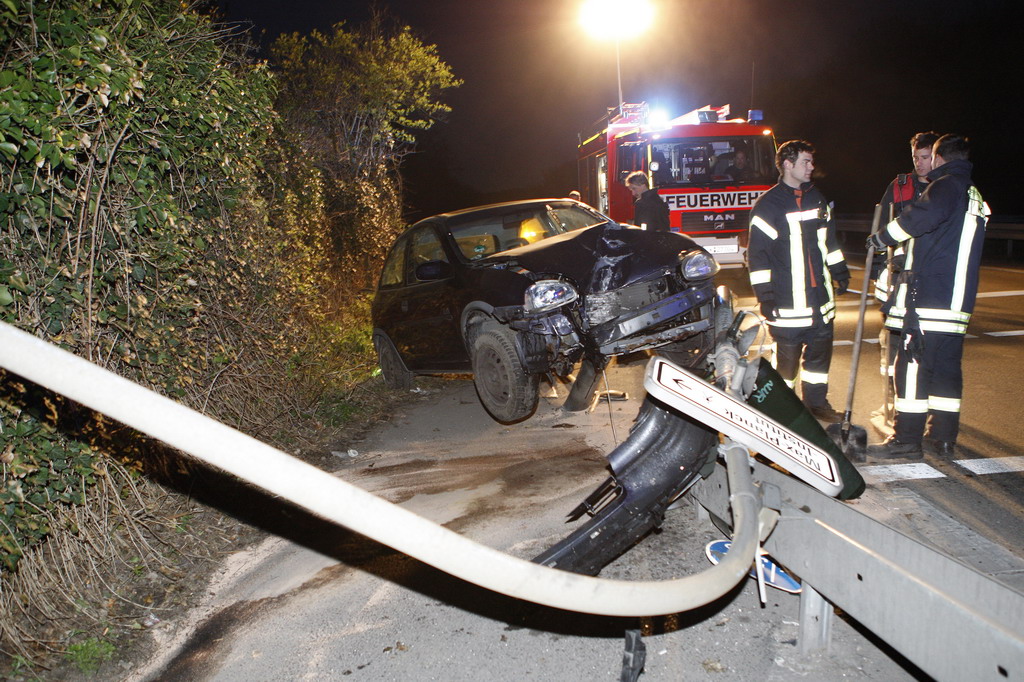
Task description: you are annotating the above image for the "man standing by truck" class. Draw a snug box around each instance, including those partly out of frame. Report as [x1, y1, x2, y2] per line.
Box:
[748, 140, 850, 423]
[865, 134, 989, 460]
[624, 171, 669, 231]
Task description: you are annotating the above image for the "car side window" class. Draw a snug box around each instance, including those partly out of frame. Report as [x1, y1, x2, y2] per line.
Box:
[379, 236, 407, 288]
[407, 225, 448, 281]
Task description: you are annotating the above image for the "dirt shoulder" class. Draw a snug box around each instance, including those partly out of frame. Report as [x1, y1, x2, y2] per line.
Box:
[26, 376, 449, 682]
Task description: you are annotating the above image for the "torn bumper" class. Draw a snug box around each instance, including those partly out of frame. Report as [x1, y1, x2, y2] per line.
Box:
[589, 281, 716, 355]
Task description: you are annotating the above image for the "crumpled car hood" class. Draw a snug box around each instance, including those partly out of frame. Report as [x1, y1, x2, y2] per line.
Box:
[482, 222, 701, 293]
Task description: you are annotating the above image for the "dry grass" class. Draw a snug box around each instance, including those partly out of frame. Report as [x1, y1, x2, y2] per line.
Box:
[0, 373, 445, 678]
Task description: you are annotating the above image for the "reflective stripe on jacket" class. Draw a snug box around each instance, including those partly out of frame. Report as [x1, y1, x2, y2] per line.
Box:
[748, 181, 849, 328]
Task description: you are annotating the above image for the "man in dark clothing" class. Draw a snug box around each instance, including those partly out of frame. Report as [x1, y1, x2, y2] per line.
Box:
[725, 148, 754, 182]
[624, 171, 669, 231]
[872, 131, 940, 302]
[865, 134, 989, 460]
[872, 131, 940, 423]
[748, 140, 850, 423]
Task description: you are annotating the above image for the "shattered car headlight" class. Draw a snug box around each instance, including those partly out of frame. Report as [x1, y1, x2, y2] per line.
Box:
[680, 251, 720, 280]
[524, 279, 579, 313]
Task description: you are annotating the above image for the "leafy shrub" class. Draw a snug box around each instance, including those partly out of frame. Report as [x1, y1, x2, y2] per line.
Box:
[0, 0, 457, 670]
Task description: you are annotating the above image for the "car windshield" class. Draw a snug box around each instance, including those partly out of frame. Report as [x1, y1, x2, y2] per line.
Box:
[448, 203, 607, 260]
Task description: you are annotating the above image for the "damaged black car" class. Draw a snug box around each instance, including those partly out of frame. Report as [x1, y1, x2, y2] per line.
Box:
[371, 199, 720, 423]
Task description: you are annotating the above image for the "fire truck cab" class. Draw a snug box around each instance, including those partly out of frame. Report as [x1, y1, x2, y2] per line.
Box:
[578, 104, 777, 267]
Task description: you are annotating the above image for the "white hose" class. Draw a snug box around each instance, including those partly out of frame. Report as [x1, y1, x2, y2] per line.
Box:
[0, 321, 760, 617]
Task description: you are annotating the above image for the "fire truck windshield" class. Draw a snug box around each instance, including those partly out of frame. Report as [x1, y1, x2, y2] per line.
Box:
[648, 136, 775, 187]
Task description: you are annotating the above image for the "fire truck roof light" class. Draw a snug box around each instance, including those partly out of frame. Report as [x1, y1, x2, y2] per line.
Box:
[647, 108, 670, 129]
[747, 109, 764, 122]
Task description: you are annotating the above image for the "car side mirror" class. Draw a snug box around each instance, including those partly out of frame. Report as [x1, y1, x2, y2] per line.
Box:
[414, 260, 453, 281]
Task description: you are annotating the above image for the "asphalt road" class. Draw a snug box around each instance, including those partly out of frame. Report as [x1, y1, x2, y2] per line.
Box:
[128, 255, 1024, 681]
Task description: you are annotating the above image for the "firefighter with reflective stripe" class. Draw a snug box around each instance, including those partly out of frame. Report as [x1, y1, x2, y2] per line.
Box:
[871, 132, 939, 421]
[872, 131, 940, 306]
[865, 134, 990, 460]
[748, 140, 850, 423]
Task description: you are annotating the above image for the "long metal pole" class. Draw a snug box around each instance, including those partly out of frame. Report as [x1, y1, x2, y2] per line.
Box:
[0, 320, 758, 617]
[615, 38, 623, 113]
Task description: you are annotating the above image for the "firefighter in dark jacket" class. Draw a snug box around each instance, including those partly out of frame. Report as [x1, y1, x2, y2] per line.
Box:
[871, 131, 940, 421]
[865, 134, 989, 460]
[624, 171, 670, 231]
[748, 140, 850, 423]
[872, 131, 940, 303]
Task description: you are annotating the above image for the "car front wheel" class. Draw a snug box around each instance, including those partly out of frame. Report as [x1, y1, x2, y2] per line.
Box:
[374, 333, 414, 390]
[471, 322, 540, 423]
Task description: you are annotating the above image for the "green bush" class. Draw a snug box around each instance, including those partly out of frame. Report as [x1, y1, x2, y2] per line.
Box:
[0, 0, 279, 574]
[0, 0, 457, 669]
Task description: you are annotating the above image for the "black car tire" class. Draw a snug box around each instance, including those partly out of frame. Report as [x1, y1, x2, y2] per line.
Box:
[471, 322, 540, 423]
[374, 334, 414, 390]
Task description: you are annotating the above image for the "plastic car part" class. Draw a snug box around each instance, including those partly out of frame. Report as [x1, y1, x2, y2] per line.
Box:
[374, 333, 413, 390]
[532, 396, 716, 575]
[562, 357, 604, 412]
[471, 321, 540, 423]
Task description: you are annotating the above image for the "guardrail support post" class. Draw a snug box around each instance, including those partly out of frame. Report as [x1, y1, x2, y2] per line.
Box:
[692, 496, 711, 528]
[798, 582, 833, 654]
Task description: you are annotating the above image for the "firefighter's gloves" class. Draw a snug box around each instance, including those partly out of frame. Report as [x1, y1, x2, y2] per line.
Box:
[866, 232, 887, 252]
[835, 278, 849, 296]
[759, 299, 778, 322]
[869, 253, 886, 280]
[902, 308, 925, 363]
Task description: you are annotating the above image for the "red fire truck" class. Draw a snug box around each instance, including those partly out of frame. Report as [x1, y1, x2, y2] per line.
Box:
[577, 103, 777, 266]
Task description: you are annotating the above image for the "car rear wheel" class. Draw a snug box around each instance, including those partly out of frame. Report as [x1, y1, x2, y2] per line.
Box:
[374, 334, 413, 390]
[471, 322, 539, 423]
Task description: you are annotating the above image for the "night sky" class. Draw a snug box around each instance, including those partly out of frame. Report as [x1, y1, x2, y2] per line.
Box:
[216, 0, 1023, 222]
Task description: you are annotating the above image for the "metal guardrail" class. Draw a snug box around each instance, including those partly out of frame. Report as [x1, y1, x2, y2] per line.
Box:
[0, 321, 760, 618]
[4, 318, 1024, 680]
[836, 214, 1024, 256]
[691, 459, 1024, 682]
[837, 214, 1024, 235]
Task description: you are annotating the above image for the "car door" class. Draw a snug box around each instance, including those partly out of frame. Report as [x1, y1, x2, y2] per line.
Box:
[394, 223, 465, 369]
[373, 231, 413, 353]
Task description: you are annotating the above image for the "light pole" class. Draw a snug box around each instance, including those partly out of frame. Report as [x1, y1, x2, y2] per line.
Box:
[579, 0, 655, 114]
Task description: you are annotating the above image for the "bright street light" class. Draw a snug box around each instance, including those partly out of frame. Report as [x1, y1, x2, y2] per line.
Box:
[579, 0, 654, 39]
[578, 0, 655, 112]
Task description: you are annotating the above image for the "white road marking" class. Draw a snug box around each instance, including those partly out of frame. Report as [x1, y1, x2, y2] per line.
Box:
[834, 339, 879, 346]
[976, 289, 1024, 298]
[985, 330, 1024, 337]
[837, 289, 1024, 305]
[955, 456, 1024, 475]
[835, 335, 978, 345]
[861, 456, 1024, 483]
[860, 463, 946, 484]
